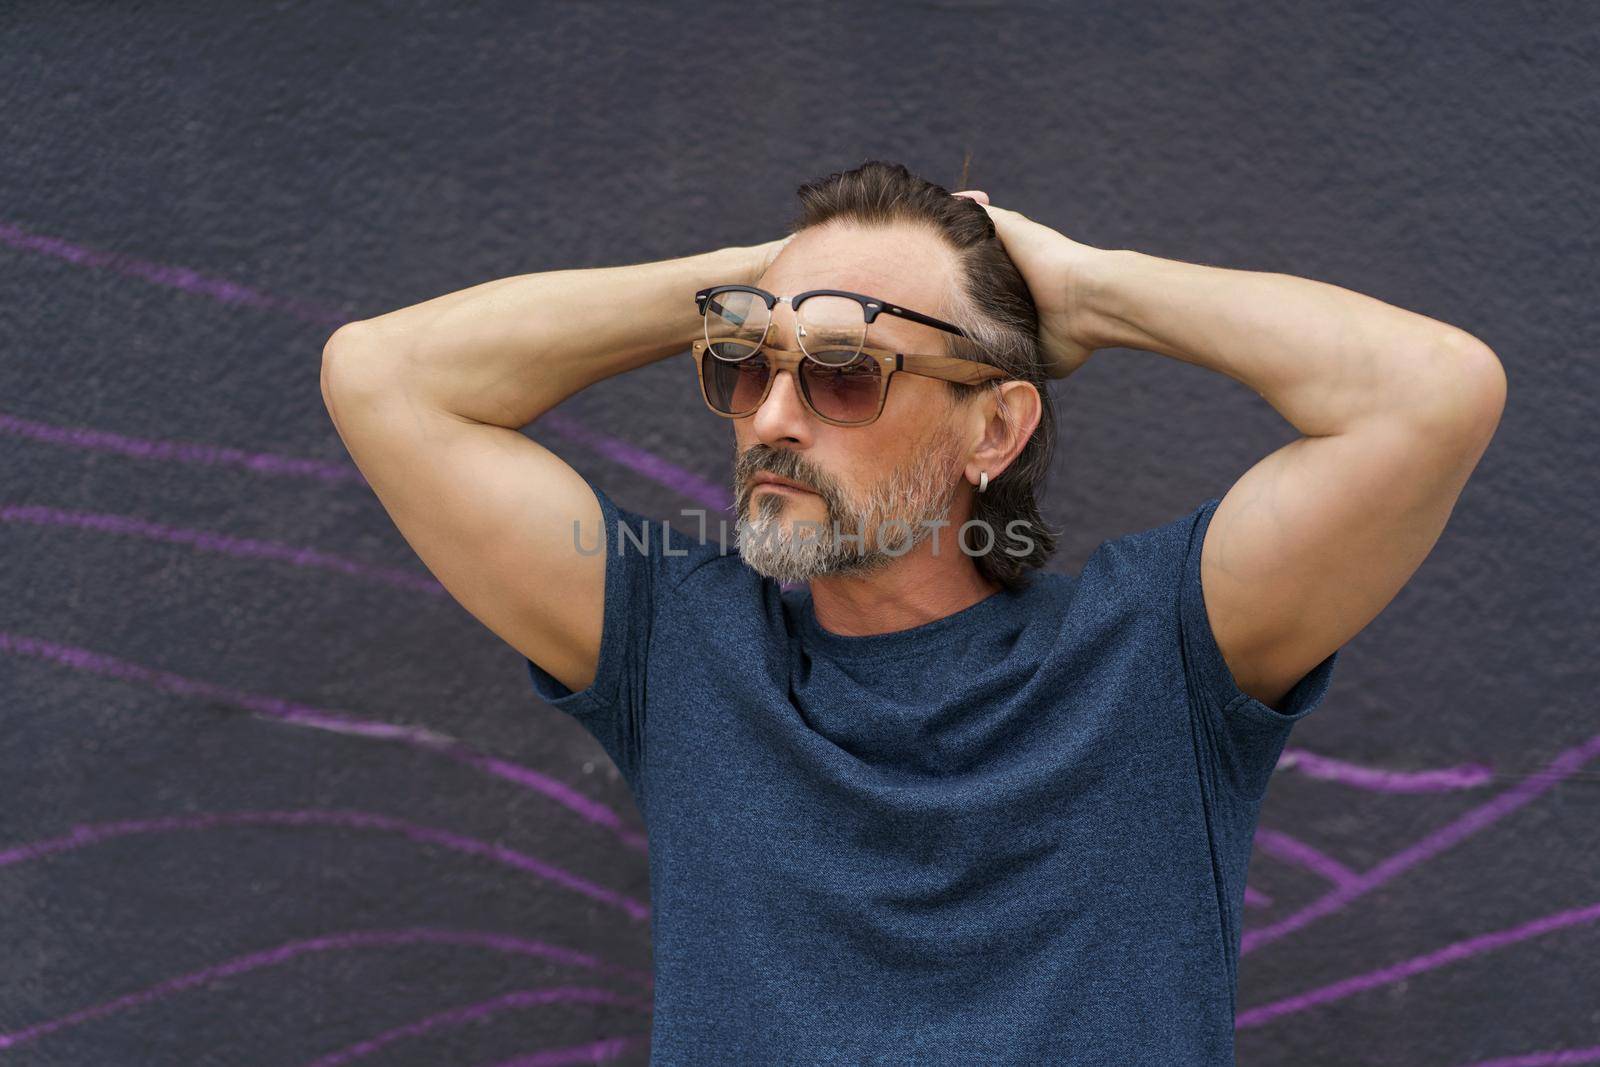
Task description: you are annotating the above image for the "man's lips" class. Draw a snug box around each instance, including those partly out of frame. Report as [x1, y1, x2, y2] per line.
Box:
[752, 475, 815, 494]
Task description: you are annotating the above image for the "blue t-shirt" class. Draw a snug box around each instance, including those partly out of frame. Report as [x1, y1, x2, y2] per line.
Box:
[526, 476, 1339, 1065]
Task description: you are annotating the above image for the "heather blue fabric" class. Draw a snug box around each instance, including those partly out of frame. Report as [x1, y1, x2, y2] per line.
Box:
[526, 475, 1339, 1065]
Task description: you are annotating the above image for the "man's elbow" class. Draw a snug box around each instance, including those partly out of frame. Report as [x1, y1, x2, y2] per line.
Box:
[1415, 328, 1507, 441]
[320, 321, 387, 410]
[322, 319, 375, 369]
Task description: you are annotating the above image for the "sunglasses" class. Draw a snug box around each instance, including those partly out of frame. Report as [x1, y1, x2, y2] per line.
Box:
[691, 284, 1009, 427]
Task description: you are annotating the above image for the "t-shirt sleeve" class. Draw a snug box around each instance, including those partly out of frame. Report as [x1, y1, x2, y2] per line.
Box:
[1177, 496, 1340, 802]
[523, 472, 713, 796]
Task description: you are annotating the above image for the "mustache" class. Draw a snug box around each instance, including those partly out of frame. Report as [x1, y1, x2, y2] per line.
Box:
[734, 445, 832, 499]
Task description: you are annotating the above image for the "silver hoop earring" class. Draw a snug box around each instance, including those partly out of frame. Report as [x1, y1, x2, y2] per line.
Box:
[977, 471, 989, 493]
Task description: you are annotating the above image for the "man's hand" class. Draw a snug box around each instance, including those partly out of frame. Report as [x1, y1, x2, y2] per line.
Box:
[951, 190, 1110, 379]
[741, 234, 794, 287]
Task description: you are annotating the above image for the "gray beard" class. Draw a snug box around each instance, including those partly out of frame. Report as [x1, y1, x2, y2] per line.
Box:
[733, 433, 964, 584]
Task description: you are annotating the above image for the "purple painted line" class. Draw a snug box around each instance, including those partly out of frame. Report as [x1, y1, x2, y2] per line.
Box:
[303, 986, 654, 1067]
[1276, 746, 1496, 793]
[1237, 899, 1600, 1029]
[1253, 828, 1360, 888]
[0, 412, 367, 484]
[1244, 886, 1273, 909]
[4, 217, 730, 509]
[0, 927, 651, 1051]
[0, 809, 650, 920]
[1454, 1044, 1600, 1066]
[540, 409, 732, 514]
[1243, 730, 1600, 956]
[481, 1036, 651, 1067]
[0, 631, 645, 851]
[2, 406, 728, 522]
[1, 504, 445, 595]
[0, 220, 352, 327]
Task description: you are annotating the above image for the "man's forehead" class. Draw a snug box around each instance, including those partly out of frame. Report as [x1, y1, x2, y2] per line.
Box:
[772, 224, 949, 292]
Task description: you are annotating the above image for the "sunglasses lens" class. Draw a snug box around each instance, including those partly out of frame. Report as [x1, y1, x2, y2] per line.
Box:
[702, 349, 770, 416]
[801, 354, 882, 423]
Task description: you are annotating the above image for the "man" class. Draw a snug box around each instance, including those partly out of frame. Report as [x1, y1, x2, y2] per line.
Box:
[319, 161, 1505, 1064]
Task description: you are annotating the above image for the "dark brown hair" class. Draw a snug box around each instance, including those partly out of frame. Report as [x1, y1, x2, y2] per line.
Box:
[783, 158, 1061, 590]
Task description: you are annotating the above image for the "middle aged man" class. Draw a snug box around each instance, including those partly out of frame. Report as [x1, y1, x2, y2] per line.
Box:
[320, 160, 1506, 1064]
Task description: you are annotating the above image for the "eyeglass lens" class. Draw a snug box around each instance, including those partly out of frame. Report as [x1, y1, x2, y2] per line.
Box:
[701, 289, 883, 423]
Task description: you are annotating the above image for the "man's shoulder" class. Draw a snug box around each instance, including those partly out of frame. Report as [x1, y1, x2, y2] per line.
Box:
[1081, 499, 1217, 583]
[607, 506, 770, 600]
[1061, 498, 1223, 631]
[620, 509, 734, 559]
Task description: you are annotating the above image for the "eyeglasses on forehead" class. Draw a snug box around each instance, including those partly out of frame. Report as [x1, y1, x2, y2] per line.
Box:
[691, 283, 1008, 427]
[695, 283, 973, 338]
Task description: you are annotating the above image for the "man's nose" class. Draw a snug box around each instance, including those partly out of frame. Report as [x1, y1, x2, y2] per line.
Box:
[748, 304, 816, 444]
[749, 362, 814, 445]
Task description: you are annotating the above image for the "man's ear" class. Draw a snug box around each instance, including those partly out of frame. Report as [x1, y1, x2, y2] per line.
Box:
[966, 380, 1040, 481]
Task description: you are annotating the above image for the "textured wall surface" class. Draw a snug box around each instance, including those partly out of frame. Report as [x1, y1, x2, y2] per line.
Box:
[2, 2, 1596, 1065]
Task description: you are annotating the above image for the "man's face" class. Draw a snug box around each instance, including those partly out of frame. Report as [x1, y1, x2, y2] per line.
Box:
[729, 221, 974, 583]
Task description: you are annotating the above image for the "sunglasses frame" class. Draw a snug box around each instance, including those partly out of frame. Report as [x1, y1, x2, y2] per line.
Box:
[691, 284, 1009, 427]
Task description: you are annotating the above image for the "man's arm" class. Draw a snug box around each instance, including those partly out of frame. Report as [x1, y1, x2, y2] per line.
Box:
[1079, 251, 1507, 710]
[319, 241, 768, 694]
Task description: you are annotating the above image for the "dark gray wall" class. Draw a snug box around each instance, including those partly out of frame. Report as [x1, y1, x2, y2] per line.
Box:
[2, 2, 1595, 1065]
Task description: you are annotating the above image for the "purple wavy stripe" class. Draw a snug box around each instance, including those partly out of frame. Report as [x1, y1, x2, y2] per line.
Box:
[0, 220, 351, 327]
[0, 505, 446, 595]
[1253, 828, 1360, 888]
[0, 631, 645, 851]
[1244, 886, 1273, 909]
[481, 1036, 651, 1067]
[303, 986, 654, 1067]
[0, 927, 651, 1051]
[539, 410, 731, 514]
[2, 406, 729, 521]
[0, 809, 649, 920]
[0, 411, 366, 483]
[1243, 730, 1600, 955]
[1237, 899, 1600, 1029]
[1277, 746, 1496, 792]
[1454, 1044, 1600, 1066]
